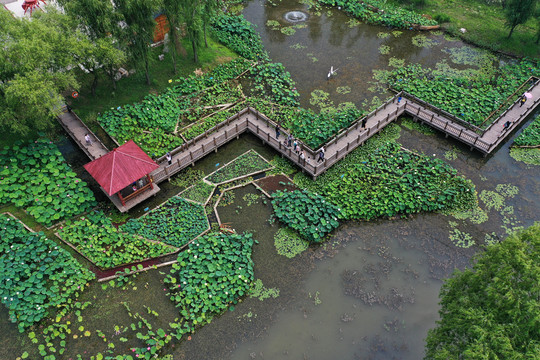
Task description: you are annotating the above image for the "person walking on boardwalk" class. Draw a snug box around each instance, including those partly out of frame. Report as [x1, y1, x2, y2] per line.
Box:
[275, 124, 280, 139]
[519, 95, 526, 107]
[287, 134, 293, 147]
[317, 146, 325, 163]
[300, 150, 305, 164]
[503, 120, 512, 131]
[166, 152, 172, 165]
[84, 133, 92, 146]
[361, 118, 367, 128]
[293, 139, 298, 153]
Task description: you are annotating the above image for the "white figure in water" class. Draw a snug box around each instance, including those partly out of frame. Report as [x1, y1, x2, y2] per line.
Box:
[327, 66, 338, 79]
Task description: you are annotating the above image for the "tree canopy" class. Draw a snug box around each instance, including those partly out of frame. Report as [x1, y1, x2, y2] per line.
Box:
[504, 0, 537, 39]
[0, 8, 81, 135]
[425, 223, 540, 359]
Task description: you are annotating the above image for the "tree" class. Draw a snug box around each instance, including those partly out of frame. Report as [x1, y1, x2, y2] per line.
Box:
[56, 0, 126, 92]
[179, 0, 203, 63]
[504, 0, 537, 39]
[0, 8, 82, 135]
[115, 0, 157, 85]
[162, 0, 182, 74]
[535, 8, 540, 44]
[425, 223, 540, 359]
[201, 0, 220, 47]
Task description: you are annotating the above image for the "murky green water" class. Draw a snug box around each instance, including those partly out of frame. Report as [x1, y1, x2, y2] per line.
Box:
[2, 0, 539, 359]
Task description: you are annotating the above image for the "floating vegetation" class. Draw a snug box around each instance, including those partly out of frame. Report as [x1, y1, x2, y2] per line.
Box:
[306, 52, 318, 62]
[388, 57, 405, 68]
[480, 175, 488, 181]
[180, 181, 215, 205]
[274, 228, 309, 258]
[309, 291, 322, 305]
[171, 168, 205, 189]
[432, 30, 443, 36]
[401, 118, 436, 135]
[309, 89, 333, 109]
[391, 30, 402, 37]
[218, 191, 236, 207]
[266, 20, 281, 30]
[412, 34, 438, 48]
[442, 46, 495, 67]
[484, 232, 499, 246]
[242, 193, 260, 206]
[336, 86, 352, 94]
[347, 18, 361, 27]
[500, 205, 523, 235]
[479, 190, 505, 211]
[444, 147, 459, 161]
[377, 32, 390, 39]
[451, 206, 488, 225]
[250, 279, 280, 301]
[378, 45, 391, 55]
[290, 43, 307, 50]
[510, 147, 540, 166]
[280, 27, 296, 35]
[448, 226, 475, 248]
[495, 184, 519, 198]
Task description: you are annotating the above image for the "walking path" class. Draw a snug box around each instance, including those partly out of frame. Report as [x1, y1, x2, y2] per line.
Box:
[58, 78, 540, 183]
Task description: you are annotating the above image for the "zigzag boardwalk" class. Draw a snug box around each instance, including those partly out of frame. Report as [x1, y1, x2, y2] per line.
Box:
[58, 78, 539, 182]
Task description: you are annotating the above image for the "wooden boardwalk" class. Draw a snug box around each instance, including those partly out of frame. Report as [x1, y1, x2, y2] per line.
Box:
[57, 107, 108, 160]
[151, 78, 540, 181]
[59, 78, 540, 184]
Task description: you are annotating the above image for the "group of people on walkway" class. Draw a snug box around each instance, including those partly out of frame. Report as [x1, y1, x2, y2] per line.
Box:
[276, 124, 328, 166]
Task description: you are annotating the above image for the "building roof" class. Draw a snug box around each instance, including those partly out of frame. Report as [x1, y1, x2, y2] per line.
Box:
[84, 140, 159, 196]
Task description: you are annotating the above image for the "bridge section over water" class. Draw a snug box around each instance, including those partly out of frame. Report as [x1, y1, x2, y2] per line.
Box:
[58, 77, 539, 185]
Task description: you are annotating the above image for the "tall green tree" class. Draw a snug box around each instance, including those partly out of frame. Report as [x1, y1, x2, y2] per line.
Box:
[425, 223, 540, 359]
[179, 0, 203, 63]
[162, 0, 182, 74]
[56, 0, 126, 92]
[201, 0, 220, 47]
[0, 8, 82, 135]
[504, 0, 537, 39]
[115, 0, 157, 85]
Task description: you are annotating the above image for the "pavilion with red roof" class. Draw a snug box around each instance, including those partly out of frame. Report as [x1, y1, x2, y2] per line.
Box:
[84, 140, 161, 212]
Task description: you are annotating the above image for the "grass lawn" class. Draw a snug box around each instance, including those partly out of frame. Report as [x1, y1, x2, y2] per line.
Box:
[393, 0, 539, 58]
[70, 36, 238, 131]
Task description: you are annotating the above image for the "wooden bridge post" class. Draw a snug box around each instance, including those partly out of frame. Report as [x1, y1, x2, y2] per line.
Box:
[213, 137, 217, 153]
[225, 129, 228, 140]
[164, 166, 170, 181]
[235, 124, 239, 139]
[417, 107, 421, 115]
[346, 142, 350, 152]
[190, 151, 194, 166]
[202, 143, 205, 153]
[256, 124, 259, 134]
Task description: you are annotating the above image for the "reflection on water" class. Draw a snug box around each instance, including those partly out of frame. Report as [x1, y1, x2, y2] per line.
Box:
[243, 0, 484, 110]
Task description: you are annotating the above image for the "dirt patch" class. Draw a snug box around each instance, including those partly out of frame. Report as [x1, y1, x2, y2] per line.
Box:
[255, 174, 297, 195]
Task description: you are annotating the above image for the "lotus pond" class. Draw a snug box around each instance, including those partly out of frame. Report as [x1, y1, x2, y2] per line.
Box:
[1, 0, 539, 359]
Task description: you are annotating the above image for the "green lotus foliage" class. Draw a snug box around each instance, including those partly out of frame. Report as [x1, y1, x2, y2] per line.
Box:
[164, 232, 254, 331]
[0, 214, 95, 332]
[0, 138, 97, 226]
[387, 60, 540, 127]
[98, 59, 252, 157]
[58, 211, 173, 269]
[121, 197, 208, 248]
[206, 150, 272, 184]
[319, 0, 438, 28]
[211, 14, 268, 61]
[272, 189, 341, 243]
[514, 114, 540, 147]
[179, 181, 215, 205]
[323, 142, 476, 220]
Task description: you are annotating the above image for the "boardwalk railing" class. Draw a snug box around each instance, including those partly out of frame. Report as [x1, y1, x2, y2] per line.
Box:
[479, 76, 540, 131]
